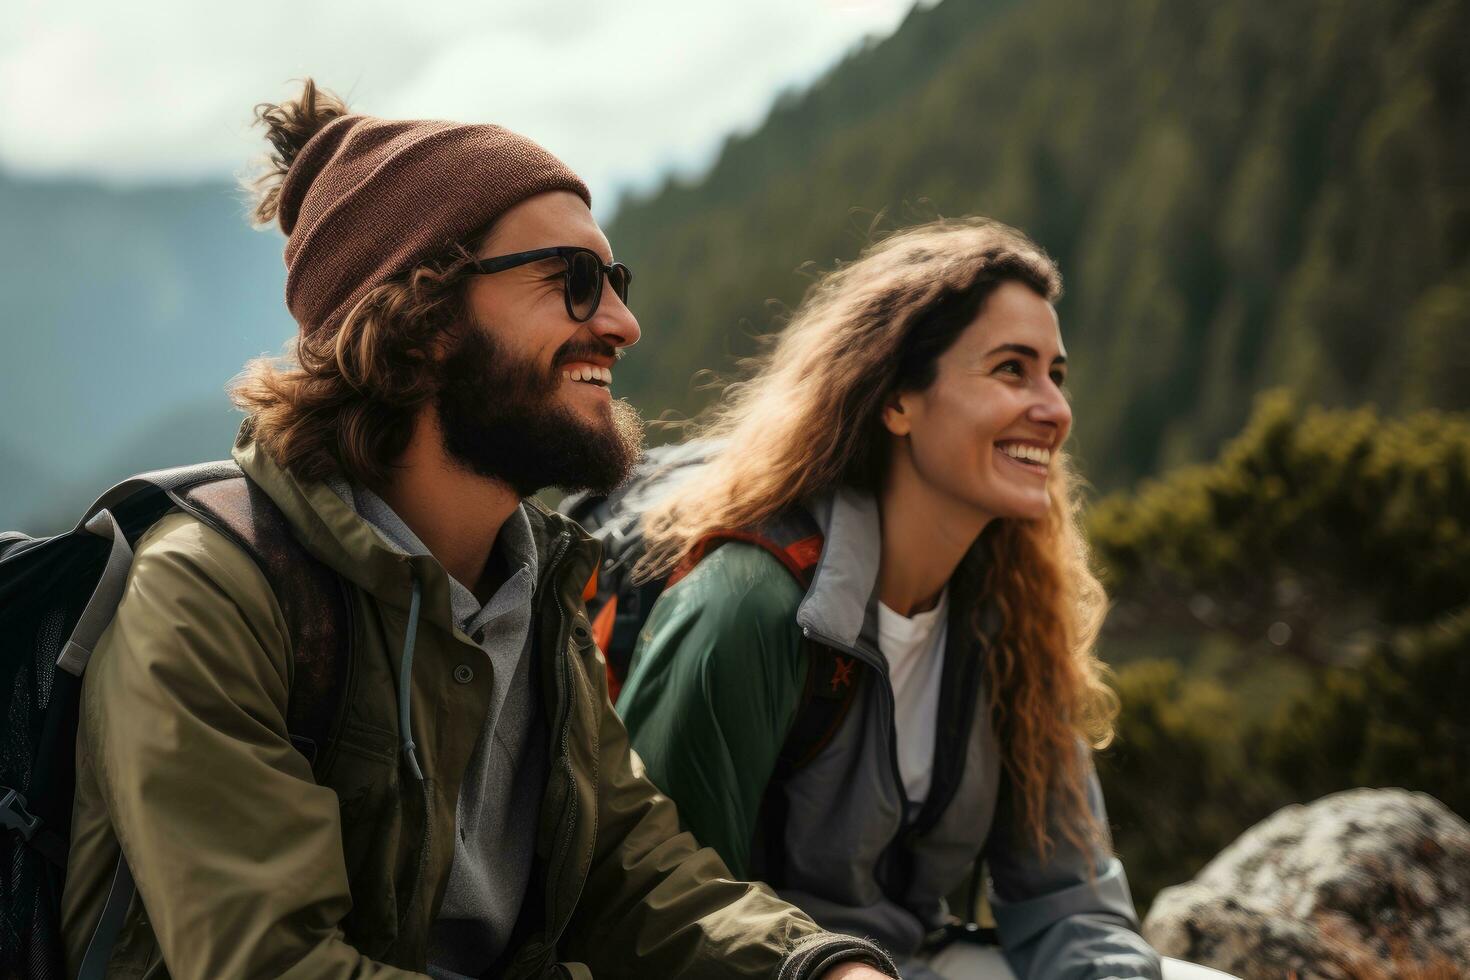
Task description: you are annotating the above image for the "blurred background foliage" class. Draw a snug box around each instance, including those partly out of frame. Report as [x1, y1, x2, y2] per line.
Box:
[2, 0, 1466, 913]
[1091, 393, 1470, 905]
[607, 0, 1470, 490]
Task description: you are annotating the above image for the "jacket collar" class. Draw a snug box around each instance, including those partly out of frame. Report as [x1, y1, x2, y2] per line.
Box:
[230, 421, 597, 631]
[795, 484, 1002, 654]
[796, 485, 883, 651]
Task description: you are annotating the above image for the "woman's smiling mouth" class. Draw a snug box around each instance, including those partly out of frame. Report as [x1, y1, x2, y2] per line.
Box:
[994, 440, 1051, 476]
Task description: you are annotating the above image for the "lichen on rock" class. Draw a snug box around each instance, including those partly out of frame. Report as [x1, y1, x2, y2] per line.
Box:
[1143, 788, 1470, 979]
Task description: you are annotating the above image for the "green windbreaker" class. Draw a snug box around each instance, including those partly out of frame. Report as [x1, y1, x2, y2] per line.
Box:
[619, 487, 1157, 978]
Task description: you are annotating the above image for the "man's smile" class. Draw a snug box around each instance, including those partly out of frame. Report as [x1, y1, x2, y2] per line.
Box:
[562, 360, 613, 396]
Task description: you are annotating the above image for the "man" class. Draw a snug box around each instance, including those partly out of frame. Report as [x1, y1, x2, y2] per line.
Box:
[58, 80, 896, 980]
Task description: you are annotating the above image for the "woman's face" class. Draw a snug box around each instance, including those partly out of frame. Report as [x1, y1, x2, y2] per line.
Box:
[883, 280, 1072, 522]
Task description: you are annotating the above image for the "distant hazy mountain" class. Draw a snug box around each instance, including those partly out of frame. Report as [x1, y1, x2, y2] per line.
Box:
[8, 396, 248, 535]
[0, 436, 65, 535]
[0, 171, 294, 532]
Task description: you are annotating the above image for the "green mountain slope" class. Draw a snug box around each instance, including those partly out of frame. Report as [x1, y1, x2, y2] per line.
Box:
[604, 0, 1470, 489]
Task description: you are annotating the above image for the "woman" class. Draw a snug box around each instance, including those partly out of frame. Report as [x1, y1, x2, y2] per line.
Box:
[616, 219, 1229, 980]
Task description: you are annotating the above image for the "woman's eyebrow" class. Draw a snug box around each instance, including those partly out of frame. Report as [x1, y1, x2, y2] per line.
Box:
[983, 342, 1067, 365]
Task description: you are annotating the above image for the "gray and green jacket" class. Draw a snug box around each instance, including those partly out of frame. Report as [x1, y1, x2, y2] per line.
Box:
[618, 486, 1160, 979]
[60, 431, 894, 979]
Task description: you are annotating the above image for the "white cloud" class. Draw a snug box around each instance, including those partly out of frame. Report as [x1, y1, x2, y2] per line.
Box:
[1, 0, 924, 216]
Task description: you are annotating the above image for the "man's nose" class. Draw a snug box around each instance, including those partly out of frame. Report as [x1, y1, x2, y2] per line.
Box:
[590, 281, 641, 349]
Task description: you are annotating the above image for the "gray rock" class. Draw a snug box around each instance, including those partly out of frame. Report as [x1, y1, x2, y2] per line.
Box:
[1142, 788, 1470, 979]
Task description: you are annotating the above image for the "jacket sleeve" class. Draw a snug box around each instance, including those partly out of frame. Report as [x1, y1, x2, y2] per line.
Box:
[75, 513, 424, 980]
[984, 746, 1160, 980]
[561, 545, 896, 980]
[615, 543, 809, 879]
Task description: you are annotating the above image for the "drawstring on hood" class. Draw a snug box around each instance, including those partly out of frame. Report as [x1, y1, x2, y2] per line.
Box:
[389, 569, 433, 934]
[398, 573, 426, 781]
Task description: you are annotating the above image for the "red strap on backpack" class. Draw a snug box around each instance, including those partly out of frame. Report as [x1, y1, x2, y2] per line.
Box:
[668, 529, 824, 591]
[663, 524, 861, 769]
[597, 529, 823, 701]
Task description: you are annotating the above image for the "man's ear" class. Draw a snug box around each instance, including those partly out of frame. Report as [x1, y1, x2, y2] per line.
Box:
[882, 391, 913, 437]
[431, 319, 465, 364]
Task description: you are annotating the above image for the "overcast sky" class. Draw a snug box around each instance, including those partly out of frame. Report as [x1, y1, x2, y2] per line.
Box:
[3, 0, 925, 215]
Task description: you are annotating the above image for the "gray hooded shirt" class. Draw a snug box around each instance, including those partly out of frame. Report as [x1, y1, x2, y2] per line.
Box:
[333, 483, 545, 979]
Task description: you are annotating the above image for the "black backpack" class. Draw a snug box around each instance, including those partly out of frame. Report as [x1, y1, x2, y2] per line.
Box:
[1, 462, 351, 980]
[559, 439, 866, 786]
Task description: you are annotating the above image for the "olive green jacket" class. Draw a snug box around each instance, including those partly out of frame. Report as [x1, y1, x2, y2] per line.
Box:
[61, 433, 886, 979]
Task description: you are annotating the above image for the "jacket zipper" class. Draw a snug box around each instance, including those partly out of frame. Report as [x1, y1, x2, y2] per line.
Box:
[907, 628, 985, 840]
[803, 613, 983, 902]
[314, 575, 357, 780]
[540, 530, 582, 942]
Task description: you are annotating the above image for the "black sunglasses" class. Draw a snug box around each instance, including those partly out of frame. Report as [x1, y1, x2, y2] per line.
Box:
[465, 246, 632, 323]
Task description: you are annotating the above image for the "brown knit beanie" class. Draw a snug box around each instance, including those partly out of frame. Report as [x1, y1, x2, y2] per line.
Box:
[277, 113, 591, 336]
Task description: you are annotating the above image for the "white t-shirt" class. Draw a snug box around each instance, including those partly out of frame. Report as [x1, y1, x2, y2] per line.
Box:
[876, 588, 949, 807]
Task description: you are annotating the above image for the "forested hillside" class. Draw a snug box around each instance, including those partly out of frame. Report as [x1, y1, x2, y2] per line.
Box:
[3, 0, 1466, 529]
[606, 0, 1470, 489]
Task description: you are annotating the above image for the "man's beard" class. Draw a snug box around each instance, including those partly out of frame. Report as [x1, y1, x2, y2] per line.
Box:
[435, 325, 644, 498]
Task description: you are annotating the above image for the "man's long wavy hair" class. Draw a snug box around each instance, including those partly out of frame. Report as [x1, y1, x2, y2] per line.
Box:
[230, 79, 479, 487]
[639, 218, 1118, 859]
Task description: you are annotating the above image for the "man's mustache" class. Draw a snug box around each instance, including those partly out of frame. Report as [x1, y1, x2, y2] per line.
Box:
[554, 340, 623, 369]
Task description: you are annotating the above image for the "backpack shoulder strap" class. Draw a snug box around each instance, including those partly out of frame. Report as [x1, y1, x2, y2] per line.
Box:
[669, 509, 825, 591]
[775, 644, 864, 775]
[172, 476, 352, 770]
[53, 466, 353, 980]
[755, 637, 865, 889]
[687, 508, 865, 775]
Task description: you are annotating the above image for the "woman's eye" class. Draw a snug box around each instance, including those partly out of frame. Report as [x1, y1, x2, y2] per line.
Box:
[1051, 372, 1067, 387]
[996, 360, 1024, 377]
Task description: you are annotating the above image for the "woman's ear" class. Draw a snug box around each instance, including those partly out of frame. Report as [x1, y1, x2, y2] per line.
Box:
[882, 391, 914, 437]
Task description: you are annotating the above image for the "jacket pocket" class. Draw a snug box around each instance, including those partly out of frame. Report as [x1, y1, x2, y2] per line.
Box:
[327, 722, 406, 959]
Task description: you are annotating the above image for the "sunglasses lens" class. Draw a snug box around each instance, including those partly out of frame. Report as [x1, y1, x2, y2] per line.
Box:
[609, 264, 631, 305]
[566, 251, 600, 320]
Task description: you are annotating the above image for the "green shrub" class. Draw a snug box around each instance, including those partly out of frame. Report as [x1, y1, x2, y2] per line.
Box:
[1263, 607, 1470, 819]
[1099, 659, 1281, 907]
[1100, 610, 1470, 911]
[1092, 398, 1470, 908]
